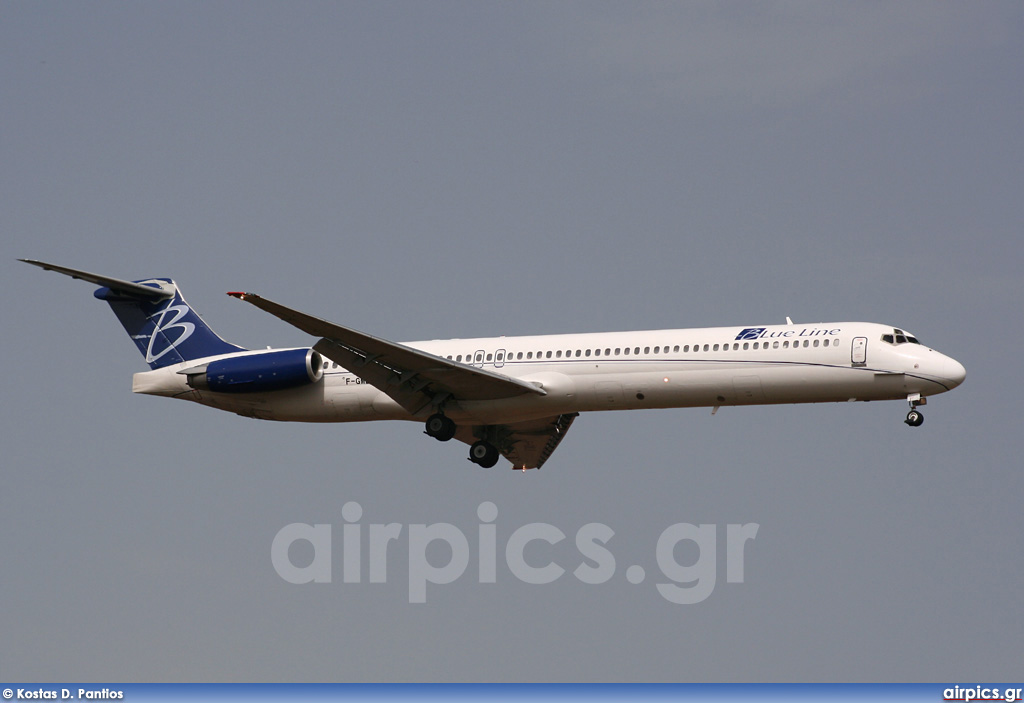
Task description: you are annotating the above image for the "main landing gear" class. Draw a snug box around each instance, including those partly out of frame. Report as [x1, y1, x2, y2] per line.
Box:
[904, 394, 925, 427]
[424, 413, 456, 442]
[468, 440, 500, 469]
[425, 413, 500, 467]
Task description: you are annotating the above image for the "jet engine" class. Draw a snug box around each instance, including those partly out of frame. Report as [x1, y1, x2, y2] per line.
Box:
[186, 348, 324, 393]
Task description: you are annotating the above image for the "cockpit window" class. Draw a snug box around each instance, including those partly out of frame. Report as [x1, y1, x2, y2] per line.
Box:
[883, 329, 922, 345]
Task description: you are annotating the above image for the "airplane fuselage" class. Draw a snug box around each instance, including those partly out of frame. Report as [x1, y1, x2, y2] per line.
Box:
[133, 320, 965, 426]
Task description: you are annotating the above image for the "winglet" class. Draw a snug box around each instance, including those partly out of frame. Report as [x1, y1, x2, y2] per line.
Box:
[227, 292, 249, 299]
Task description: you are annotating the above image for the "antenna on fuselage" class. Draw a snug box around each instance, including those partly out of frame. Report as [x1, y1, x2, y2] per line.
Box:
[785, 317, 794, 325]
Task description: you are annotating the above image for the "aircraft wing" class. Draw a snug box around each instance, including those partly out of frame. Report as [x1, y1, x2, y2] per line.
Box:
[227, 292, 545, 416]
[452, 412, 578, 470]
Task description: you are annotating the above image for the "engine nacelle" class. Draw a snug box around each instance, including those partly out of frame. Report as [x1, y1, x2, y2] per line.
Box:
[187, 348, 323, 394]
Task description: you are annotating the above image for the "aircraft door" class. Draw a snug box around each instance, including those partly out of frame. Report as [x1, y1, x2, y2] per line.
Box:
[472, 350, 485, 368]
[494, 349, 506, 368]
[851, 337, 867, 366]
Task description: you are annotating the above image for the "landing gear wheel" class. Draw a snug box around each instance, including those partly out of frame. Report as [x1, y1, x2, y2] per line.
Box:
[468, 440, 499, 468]
[905, 410, 924, 427]
[425, 413, 456, 442]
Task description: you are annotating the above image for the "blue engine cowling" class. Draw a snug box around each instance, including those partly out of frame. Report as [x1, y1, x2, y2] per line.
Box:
[187, 348, 324, 393]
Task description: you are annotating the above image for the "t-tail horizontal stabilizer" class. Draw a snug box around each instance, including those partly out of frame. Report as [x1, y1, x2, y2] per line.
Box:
[19, 259, 174, 299]
[21, 258, 245, 369]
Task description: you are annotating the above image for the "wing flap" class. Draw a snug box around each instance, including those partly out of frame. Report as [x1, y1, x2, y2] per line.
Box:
[501, 413, 579, 470]
[454, 413, 579, 470]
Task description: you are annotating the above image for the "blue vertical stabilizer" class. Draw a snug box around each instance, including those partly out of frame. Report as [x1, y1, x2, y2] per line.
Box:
[95, 279, 245, 368]
[20, 260, 246, 369]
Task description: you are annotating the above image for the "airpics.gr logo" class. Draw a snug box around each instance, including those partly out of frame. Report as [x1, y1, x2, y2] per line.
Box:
[735, 326, 842, 341]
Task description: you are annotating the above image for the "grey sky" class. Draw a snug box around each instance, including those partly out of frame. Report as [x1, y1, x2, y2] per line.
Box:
[3, 2, 1021, 682]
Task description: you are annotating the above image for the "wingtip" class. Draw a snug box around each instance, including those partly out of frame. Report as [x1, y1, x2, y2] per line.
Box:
[227, 291, 249, 299]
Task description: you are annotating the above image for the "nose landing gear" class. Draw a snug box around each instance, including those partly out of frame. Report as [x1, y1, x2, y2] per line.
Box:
[904, 394, 926, 427]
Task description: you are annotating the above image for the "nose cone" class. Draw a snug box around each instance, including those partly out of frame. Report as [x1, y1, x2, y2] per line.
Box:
[943, 357, 967, 389]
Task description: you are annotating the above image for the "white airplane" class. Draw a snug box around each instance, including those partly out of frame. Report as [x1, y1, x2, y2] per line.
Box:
[22, 259, 966, 470]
